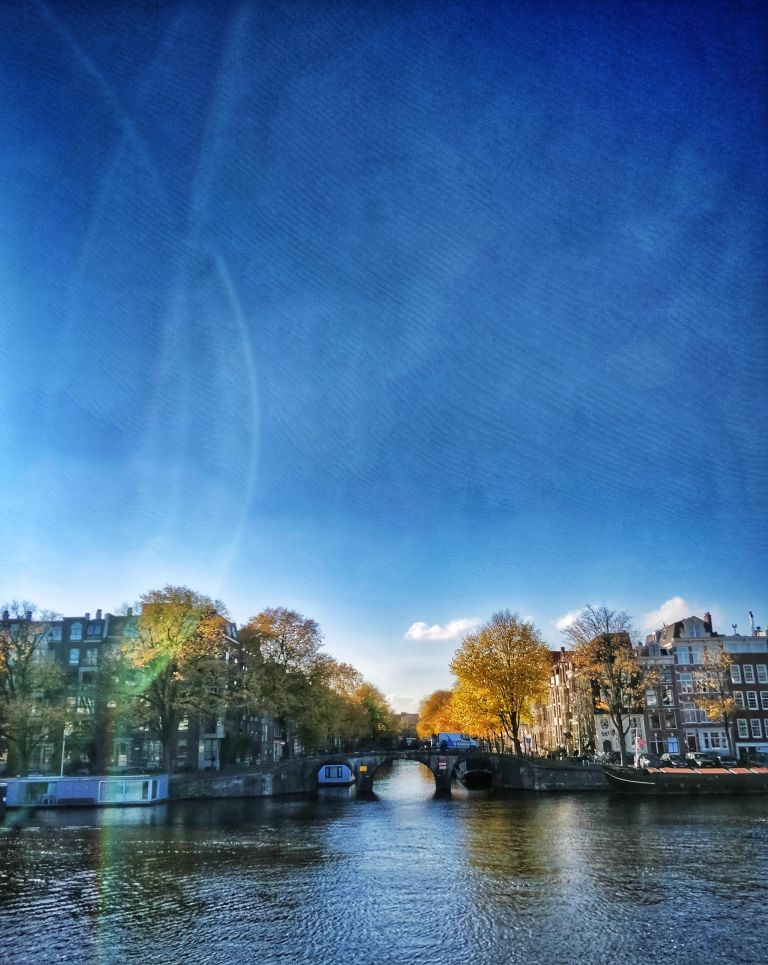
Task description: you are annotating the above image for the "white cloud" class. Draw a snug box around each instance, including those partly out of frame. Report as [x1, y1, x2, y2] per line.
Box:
[555, 610, 581, 631]
[405, 618, 479, 642]
[641, 596, 709, 632]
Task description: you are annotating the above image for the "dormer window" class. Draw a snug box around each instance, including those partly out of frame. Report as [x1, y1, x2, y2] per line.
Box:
[69, 622, 83, 642]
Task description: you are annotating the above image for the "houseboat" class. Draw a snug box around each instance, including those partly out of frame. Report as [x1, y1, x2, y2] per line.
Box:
[316, 763, 355, 788]
[602, 763, 768, 795]
[3, 773, 169, 809]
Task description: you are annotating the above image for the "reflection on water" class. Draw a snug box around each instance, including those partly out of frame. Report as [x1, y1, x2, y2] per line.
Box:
[1, 761, 766, 964]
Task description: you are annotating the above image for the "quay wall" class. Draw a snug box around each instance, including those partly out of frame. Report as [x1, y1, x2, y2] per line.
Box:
[170, 759, 316, 801]
[493, 757, 608, 791]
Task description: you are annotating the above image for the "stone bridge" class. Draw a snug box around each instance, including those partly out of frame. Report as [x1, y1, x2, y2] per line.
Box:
[296, 749, 606, 796]
[170, 750, 607, 802]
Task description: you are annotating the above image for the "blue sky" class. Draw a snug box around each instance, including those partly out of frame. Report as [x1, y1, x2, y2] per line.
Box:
[1, 1, 766, 711]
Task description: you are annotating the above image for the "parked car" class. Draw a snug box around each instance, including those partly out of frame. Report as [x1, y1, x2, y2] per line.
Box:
[744, 753, 768, 768]
[685, 751, 719, 768]
[713, 752, 738, 767]
[659, 753, 687, 768]
[636, 751, 663, 769]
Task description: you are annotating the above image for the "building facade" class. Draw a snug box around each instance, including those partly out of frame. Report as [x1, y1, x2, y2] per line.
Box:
[640, 612, 768, 759]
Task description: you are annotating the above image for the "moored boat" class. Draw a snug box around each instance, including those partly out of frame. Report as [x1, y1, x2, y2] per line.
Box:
[602, 763, 768, 795]
[316, 764, 355, 787]
[3, 773, 169, 808]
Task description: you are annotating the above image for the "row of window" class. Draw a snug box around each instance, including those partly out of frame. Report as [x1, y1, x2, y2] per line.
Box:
[731, 664, 768, 684]
[737, 719, 768, 739]
[68, 648, 98, 666]
[47, 622, 103, 643]
[734, 691, 768, 710]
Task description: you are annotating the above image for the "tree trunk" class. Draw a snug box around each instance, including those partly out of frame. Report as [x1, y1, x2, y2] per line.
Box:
[612, 712, 629, 765]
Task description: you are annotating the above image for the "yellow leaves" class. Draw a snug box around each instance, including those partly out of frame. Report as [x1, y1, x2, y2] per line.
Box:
[450, 611, 551, 732]
[417, 689, 461, 738]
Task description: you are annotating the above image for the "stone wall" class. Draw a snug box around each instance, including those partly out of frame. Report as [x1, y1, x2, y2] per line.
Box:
[492, 756, 608, 791]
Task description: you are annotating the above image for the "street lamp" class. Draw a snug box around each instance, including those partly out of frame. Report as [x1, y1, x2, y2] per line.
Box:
[60, 723, 74, 777]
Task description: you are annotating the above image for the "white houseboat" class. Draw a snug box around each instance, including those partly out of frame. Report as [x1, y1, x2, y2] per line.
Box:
[3, 773, 169, 808]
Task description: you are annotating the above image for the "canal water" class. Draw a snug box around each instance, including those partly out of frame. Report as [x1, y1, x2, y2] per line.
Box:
[1, 760, 766, 964]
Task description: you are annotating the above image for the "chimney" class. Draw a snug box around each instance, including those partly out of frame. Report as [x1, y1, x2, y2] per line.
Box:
[127, 607, 133, 617]
[703, 611, 712, 633]
[85, 612, 90, 621]
[2, 609, 8, 621]
[749, 611, 756, 636]
[25, 610, 32, 622]
[96, 609, 102, 620]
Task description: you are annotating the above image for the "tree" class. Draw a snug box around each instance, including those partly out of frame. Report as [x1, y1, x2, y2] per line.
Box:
[450, 681, 508, 751]
[694, 644, 736, 756]
[121, 586, 231, 771]
[562, 604, 654, 765]
[416, 689, 461, 739]
[450, 611, 551, 755]
[236, 607, 325, 756]
[353, 682, 397, 746]
[0, 603, 68, 775]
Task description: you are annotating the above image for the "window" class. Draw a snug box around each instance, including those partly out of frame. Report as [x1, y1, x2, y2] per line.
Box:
[684, 709, 697, 724]
[743, 665, 755, 684]
[693, 672, 708, 693]
[324, 766, 343, 779]
[747, 692, 759, 710]
[68, 648, 80, 666]
[734, 692, 745, 709]
[645, 689, 658, 708]
[757, 665, 768, 684]
[86, 622, 102, 638]
[69, 622, 82, 642]
[662, 687, 674, 707]
[679, 672, 694, 693]
[47, 626, 62, 641]
[761, 693, 768, 711]
[663, 712, 677, 729]
[83, 648, 98, 666]
[650, 714, 661, 730]
[750, 719, 762, 738]
[676, 647, 689, 665]
[730, 665, 742, 684]
[660, 668, 672, 684]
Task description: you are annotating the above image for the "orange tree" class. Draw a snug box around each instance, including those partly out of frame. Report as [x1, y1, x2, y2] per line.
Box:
[416, 689, 460, 740]
[450, 611, 550, 755]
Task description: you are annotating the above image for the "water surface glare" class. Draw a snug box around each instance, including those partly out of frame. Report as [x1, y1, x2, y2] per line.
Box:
[1, 761, 766, 963]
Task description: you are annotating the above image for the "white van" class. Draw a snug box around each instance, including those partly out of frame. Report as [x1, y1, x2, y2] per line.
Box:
[434, 733, 478, 750]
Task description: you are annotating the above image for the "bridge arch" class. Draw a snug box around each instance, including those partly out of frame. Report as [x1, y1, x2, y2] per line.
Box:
[349, 750, 501, 796]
